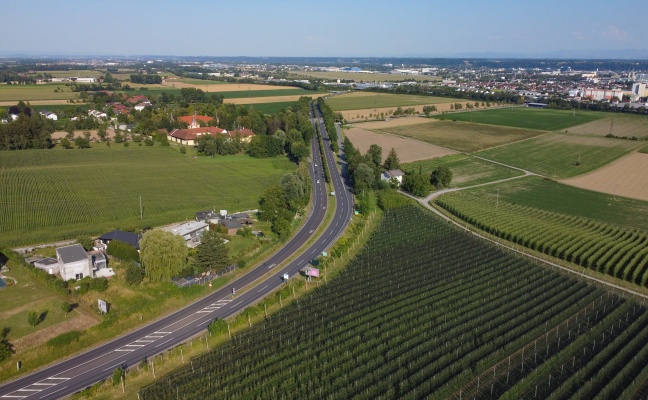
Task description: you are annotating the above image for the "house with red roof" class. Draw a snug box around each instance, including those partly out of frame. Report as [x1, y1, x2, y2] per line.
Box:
[167, 126, 228, 146]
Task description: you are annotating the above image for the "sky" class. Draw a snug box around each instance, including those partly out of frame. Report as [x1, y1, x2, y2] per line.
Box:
[2, 0, 647, 59]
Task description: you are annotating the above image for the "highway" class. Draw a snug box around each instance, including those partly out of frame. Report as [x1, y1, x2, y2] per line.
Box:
[0, 103, 354, 399]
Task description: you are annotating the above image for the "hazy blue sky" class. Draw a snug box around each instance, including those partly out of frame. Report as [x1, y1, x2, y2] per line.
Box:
[3, 0, 647, 58]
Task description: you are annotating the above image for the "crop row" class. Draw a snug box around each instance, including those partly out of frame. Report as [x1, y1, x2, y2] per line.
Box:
[436, 192, 648, 286]
[140, 206, 648, 399]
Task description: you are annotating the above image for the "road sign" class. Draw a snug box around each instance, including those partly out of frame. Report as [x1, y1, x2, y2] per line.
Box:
[98, 299, 108, 314]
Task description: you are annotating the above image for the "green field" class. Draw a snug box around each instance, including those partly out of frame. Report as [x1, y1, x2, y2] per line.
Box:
[219, 89, 324, 99]
[437, 192, 648, 285]
[141, 206, 648, 399]
[461, 176, 648, 231]
[378, 120, 544, 152]
[326, 92, 454, 111]
[289, 70, 441, 83]
[0, 84, 79, 102]
[476, 133, 644, 178]
[245, 101, 297, 114]
[402, 154, 523, 187]
[433, 107, 605, 131]
[0, 146, 295, 246]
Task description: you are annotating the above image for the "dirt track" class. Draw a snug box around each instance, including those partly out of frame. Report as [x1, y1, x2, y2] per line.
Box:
[561, 152, 648, 201]
[344, 127, 456, 163]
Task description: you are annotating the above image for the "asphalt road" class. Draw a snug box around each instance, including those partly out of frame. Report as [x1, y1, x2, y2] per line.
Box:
[0, 103, 353, 399]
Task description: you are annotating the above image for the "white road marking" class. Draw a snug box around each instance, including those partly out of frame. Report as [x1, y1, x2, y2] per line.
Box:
[155, 338, 174, 348]
[114, 349, 134, 352]
[231, 301, 243, 308]
[2, 396, 28, 398]
[154, 331, 171, 335]
[258, 285, 268, 292]
[31, 383, 56, 386]
[40, 386, 67, 398]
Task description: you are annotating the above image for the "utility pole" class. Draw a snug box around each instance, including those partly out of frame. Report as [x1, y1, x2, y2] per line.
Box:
[139, 195, 143, 219]
[496, 189, 499, 210]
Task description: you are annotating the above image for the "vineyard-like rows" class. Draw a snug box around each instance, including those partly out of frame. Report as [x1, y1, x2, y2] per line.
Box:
[140, 206, 648, 399]
[0, 147, 294, 246]
[436, 192, 648, 287]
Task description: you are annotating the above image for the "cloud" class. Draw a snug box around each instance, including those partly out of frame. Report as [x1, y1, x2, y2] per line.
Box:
[601, 25, 628, 41]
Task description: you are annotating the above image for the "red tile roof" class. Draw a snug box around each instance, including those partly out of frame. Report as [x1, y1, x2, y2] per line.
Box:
[178, 115, 213, 125]
[169, 127, 226, 141]
[232, 128, 255, 137]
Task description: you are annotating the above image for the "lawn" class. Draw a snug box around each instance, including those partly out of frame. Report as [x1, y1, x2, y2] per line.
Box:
[0, 146, 296, 246]
[475, 133, 644, 178]
[0, 84, 79, 102]
[378, 120, 544, 152]
[461, 175, 648, 231]
[432, 107, 605, 131]
[326, 92, 455, 111]
[402, 154, 524, 188]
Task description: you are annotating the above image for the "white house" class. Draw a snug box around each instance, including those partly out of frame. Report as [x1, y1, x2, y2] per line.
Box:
[381, 169, 405, 186]
[56, 244, 92, 281]
[39, 111, 58, 121]
[134, 102, 152, 111]
[88, 109, 108, 119]
[161, 221, 209, 248]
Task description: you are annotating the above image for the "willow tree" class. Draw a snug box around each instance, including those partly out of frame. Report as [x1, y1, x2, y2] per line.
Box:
[140, 230, 188, 282]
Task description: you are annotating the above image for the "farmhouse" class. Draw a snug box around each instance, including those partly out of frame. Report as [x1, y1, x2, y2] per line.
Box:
[381, 169, 405, 185]
[161, 221, 209, 247]
[56, 244, 92, 281]
[231, 128, 256, 143]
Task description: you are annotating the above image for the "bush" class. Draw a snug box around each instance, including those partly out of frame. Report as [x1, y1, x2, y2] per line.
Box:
[90, 278, 109, 292]
[179, 146, 186, 154]
[76, 236, 94, 251]
[106, 239, 139, 262]
[47, 331, 82, 348]
[124, 261, 144, 286]
[208, 319, 228, 336]
[377, 189, 413, 210]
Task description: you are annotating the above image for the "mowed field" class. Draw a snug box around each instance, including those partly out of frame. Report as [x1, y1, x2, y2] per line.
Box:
[567, 114, 648, 138]
[460, 175, 648, 231]
[0, 147, 295, 246]
[561, 152, 648, 202]
[161, 81, 298, 92]
[0, 84, 79, 102]
[377, 120, 544, 152]
[433, 107, 606, 131]
[289, 70, 441, 82]
[326, 92, 455, 111]
[476, 133, 645, 178]
[402, 154, 523, 188]
[344, 127, 456, 163]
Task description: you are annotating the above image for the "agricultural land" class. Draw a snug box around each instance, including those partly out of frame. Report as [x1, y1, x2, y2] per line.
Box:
[475, 133, 645, 178]
[567, 113, 648, 138]
[343, 127, 456, 163]
[431, 107, 606, 131]
[289, 70, 441, 83]
[560, 152, 648, 202]
[402, 154, 524, 188]
[376, 119, 545, 152]
[140, 206, 648, 399]
[0, 146, 295, 247]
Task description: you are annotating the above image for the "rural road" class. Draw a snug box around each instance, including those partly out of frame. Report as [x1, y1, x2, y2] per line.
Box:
[0, 103, 354, 400]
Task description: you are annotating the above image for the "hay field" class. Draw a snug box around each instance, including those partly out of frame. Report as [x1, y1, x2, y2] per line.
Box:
[0, 99, 76, 107]
[378, 120, 544, 152]
[344, 127, 456, 163]
[567, 114, 648, 138]
[477, 133, 645, 178]
[226, 95, 311, 105]
[561, 152, 648, 201]
[353, 117, 431, 129]
[289, 71, 440, 83]
[161, 81, 296, 92]
[0, 84, 79, 102]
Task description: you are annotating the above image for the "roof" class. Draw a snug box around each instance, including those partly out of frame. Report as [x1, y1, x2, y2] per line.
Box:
[162, 221, 209, 237]
[0, 251, 7, 266]
[231, 128, 255, 137]
[221, 220, 243, 229]
[196, 210, 220, 221]
[99, 230, 140, 250]
[57, 244, 88, 264]
[34, 257, 59, 266]
[385, 169, 405, 178]
[178, 115, 213, 125]
[168, 127, 226, 141]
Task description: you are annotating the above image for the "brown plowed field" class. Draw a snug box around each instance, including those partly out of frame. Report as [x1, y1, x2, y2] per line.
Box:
[353, 117, 434, 129]
[561, 152, 648, 201]
[344, 127, 456, 163]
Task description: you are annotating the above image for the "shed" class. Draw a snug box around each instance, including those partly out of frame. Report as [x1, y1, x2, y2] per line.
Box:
[34, 257, 60, 275]
[220, 220, 243, 235]
[99, 230, 140, 250]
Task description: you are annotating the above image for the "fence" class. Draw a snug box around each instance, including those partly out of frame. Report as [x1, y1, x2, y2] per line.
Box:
[171, 265, 237, 288]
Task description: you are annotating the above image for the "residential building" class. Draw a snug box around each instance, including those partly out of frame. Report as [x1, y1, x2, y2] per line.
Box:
[98, 230, 141, 250]
[56, 244, 92, 281]
[161, 221, 209, 247]
[167, 126, 228, 146]
[381, 169, 405, 185]
[178, 115, 213, 128]
[39, 111, 58, 121]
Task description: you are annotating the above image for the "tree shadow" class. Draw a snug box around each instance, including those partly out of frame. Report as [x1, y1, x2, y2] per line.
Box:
[39, 310, 49, 325]
[1, 327, 9, 339]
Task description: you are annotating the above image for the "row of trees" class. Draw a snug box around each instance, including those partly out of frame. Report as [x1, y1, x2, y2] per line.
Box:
[259, 163, 311, 238]
[401, 165, 453, 197]
[129, 74, 162, 84]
